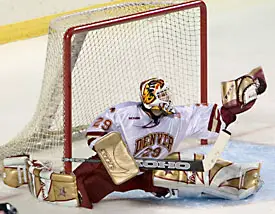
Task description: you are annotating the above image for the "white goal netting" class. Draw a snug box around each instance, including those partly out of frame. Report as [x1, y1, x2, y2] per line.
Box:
[0, 0, 207, 173]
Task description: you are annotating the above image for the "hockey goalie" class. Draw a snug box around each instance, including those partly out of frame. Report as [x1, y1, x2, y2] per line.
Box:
[3, 67, 266, 209]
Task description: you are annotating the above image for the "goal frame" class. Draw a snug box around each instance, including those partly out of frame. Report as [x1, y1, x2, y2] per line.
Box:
[63, 0, 207, 174]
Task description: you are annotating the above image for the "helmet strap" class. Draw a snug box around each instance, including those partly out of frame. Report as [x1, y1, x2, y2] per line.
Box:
[141, 104, 163, 119]
[140, 103, 164, 129]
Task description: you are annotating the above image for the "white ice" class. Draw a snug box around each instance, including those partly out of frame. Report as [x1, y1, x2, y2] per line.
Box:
[1, 0, 275, 213]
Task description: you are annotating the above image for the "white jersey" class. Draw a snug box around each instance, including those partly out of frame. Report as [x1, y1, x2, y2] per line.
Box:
[86, 102, 222, 160]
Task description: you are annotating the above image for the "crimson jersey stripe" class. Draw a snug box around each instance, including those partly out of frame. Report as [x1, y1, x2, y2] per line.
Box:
[86, 131, 108, 137]
[86, 131, 108, 146]
[208, 104, 221, 133]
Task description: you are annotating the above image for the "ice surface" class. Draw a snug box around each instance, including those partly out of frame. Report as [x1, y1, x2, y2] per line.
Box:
[1, 141, 275, 213]
[1, 0, 275, 213]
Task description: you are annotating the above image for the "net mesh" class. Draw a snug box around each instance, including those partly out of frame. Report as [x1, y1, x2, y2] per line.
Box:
[0, 0, 206, 172]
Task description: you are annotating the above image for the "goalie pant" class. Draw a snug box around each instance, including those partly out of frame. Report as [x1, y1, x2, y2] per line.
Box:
[74, 153, 262, 209]
[74, 154, 169, 209]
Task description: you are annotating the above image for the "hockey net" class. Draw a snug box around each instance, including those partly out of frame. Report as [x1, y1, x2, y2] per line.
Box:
[0, 0, 207, 174]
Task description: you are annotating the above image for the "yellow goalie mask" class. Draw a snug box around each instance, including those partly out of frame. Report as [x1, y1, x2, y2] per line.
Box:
[140, 78, 175, 115]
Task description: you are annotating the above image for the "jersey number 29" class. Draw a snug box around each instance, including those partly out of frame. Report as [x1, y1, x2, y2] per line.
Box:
[92, 117, 112, 130]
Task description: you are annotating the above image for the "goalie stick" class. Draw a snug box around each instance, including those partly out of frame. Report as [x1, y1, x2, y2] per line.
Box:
[63, 129, 230, 172]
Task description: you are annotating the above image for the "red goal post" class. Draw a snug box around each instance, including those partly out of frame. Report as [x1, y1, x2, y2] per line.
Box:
[63, 0, 207, 173]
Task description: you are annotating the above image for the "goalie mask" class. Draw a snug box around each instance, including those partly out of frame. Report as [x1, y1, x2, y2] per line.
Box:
[140, 78, 175, 115]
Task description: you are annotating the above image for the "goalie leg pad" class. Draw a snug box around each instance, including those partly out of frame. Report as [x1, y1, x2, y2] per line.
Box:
[3, 155, 29, 188]
[27, 160, 79, 207]
[153, 153, 262, 200]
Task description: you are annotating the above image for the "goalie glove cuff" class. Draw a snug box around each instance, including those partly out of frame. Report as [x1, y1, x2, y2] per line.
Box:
[220, 106, 237, 128]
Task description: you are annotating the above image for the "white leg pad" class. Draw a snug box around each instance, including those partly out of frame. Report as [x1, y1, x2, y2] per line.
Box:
[153, 153, 262, 200]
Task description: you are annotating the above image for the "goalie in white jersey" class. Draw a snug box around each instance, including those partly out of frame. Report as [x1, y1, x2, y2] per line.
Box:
[73, 67, 266, 209]
[2, 67, 266, 208]
[87, 79, 220, 159]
